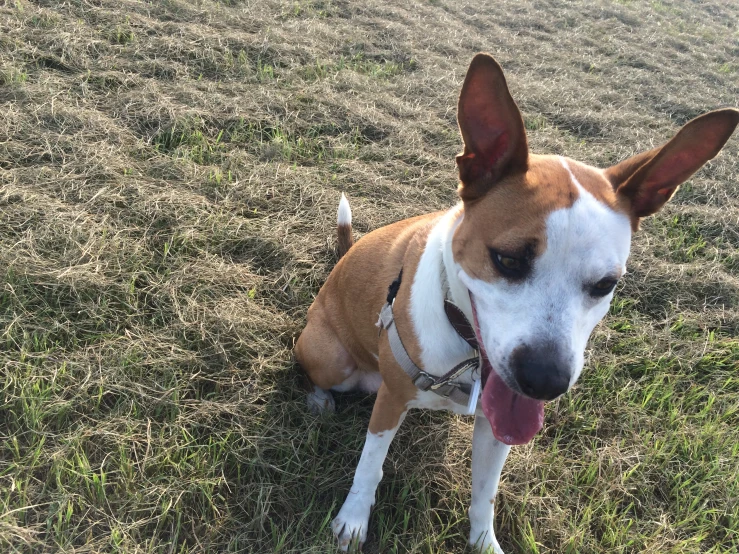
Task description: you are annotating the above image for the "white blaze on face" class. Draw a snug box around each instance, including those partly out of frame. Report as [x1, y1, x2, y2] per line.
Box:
[458, 159, 632, 390]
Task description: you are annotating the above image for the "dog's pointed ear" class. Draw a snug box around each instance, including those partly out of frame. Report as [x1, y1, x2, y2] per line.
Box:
[456, 53, 528, 202]
[606, 109, 739, 221]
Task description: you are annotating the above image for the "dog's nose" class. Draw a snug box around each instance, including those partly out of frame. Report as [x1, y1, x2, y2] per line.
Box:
[510, 342, 570, 401]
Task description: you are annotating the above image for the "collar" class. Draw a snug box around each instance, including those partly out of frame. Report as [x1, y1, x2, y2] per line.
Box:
[378, 267, 481, 413]
[385, 267, 477, 349]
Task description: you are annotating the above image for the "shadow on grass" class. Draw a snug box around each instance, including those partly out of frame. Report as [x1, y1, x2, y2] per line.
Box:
[233, 354, 464, 553]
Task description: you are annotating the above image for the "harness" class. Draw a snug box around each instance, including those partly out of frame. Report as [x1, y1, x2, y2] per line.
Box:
[377, 269, 482, 415]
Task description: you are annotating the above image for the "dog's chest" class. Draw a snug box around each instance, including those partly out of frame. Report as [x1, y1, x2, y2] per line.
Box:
[400, 208, 484, 416]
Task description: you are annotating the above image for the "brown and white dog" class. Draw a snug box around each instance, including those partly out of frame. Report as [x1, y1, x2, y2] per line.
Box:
[295, 53, 739, 553]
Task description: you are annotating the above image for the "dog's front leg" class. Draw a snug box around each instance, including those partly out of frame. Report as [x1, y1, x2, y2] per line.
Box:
[332, 382, 407, 551]
[469, 415, 511, 554]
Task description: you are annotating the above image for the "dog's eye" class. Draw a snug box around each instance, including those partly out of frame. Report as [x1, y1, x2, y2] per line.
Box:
[590, 278, 618, 297]
[490, 249, 527, 278]
[499, 255, 520, 270]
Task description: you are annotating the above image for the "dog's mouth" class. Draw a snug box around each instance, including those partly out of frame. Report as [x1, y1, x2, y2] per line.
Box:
[470, 300, 545, 446]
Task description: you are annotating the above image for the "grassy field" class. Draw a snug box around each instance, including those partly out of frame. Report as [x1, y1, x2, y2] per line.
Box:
[1, 0, 738, 552]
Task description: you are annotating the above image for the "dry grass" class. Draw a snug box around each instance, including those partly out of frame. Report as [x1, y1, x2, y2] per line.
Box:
[1, 0, 738, 552]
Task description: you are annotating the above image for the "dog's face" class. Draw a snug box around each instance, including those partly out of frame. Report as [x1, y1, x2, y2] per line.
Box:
[454, 156, 632, 401]
[452, 54, 739, 405]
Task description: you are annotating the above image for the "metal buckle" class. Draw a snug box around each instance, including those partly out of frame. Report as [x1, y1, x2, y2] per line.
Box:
[412, 372, 435, 391]
[411, 351, 479, 397]
[429, 355, 478, 391]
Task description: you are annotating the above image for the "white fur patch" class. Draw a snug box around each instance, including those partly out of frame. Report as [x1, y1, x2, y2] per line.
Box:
[559, 157, 583, 189]
[408, 207, 480, 400]
[332, 416, 406, 550]
[469, 415, 510, 554]
[306, 387, 335, 413]
[337, 192, 352, 226]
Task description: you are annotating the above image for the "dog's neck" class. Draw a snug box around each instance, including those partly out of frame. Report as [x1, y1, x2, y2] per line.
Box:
[409, 204, 477, 376]
[441, 207, 474, 321]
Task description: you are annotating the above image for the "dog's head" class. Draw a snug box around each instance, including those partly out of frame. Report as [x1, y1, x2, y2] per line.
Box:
[452, 54, 738, 443]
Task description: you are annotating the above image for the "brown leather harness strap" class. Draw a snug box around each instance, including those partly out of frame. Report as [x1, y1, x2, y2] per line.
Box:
[444, 300, 479, 350]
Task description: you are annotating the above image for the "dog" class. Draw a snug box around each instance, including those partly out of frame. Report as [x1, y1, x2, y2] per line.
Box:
[294, 53, 739, 553]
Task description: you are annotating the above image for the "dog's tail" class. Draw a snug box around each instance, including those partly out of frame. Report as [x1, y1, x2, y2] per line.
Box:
[337, 192, 353, 259]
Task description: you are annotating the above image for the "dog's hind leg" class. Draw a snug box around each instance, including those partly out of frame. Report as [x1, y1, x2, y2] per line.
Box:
[469, 415, 511, 554]
[295, 311, 357, 413]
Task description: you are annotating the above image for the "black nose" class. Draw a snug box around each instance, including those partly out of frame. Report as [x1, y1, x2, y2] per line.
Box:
[510, 342, 571, 401]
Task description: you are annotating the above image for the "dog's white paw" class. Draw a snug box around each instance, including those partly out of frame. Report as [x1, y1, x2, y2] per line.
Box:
[331, 499, 371, 551]
[306, 387, 335, 414]
[469, 527, 504, 554]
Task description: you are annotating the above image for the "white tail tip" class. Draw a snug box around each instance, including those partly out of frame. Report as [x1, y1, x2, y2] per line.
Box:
[337, 192, 352, 226]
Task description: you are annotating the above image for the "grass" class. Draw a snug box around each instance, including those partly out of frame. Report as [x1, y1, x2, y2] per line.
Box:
[1, 0, 738, 552]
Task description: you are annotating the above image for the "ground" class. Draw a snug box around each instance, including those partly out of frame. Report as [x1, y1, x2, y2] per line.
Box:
[1, 0, 738, 552]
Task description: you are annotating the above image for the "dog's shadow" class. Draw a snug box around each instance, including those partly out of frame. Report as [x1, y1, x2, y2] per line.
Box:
[242, 360, 480, 553]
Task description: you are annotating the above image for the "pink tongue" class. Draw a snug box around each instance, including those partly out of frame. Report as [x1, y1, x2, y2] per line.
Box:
[469, 298, 544, 445]
[481, 360, 544, 445]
